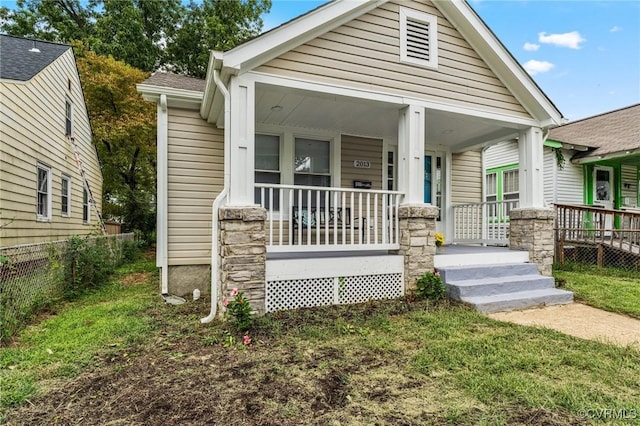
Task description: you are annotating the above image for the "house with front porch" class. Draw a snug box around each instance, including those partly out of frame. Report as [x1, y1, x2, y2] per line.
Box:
[138, 0, 573, 318]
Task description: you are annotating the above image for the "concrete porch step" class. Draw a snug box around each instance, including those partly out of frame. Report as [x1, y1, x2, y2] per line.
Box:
[446, 274, 555, 299]
[437, 262, 573, 314]
[460, 288, 574, 314]
[438, 263, 539, 283]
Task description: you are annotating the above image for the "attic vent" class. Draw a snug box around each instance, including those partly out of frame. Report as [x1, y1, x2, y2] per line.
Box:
[400, 7, 438, 69]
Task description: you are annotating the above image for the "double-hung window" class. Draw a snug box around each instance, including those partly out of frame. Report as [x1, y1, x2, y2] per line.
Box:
[255, 134, 281, 209]
[294, 138, 331, 207]
[485, 166, 519, 220]
[61, 175, 71, 216]
[83, 187, 90, 223]
[65, 99, 73, 136]
[36, 164, 52, 220]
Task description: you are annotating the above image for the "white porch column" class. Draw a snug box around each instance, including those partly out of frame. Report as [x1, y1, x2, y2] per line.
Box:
[228, 76, 256, 205]
[398, 105, 426, 204]
[518, 126, 545, 208]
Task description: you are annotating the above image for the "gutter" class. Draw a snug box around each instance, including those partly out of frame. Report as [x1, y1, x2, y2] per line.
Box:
[201, 65, 231, 324]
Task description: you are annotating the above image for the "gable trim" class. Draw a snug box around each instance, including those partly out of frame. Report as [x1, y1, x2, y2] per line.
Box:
[223, 0, 386, 73]
[434, 0, 563, 125]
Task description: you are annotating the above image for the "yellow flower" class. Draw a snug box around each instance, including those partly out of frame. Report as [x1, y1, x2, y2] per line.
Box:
[435, 232, 445, 247]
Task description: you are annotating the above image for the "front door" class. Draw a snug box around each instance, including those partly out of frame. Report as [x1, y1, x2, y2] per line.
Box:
[424, 153, 445, 234]
[593, 166, 614, 210]
[593, 165, 614, 231]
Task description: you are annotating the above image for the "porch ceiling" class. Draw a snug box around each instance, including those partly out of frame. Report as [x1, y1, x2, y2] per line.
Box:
[256, 84, 520, 150]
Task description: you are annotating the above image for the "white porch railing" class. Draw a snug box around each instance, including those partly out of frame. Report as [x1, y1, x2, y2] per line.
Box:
[452, 200, 519, 245]
[256, 184, 403, 252]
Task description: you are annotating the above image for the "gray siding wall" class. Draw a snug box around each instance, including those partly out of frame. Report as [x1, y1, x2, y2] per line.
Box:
[257, 0, 531, 119]
[167, 108, 224, 265]
[0, 49, 102, 247]
[341, 135, 383, 190]
[451, 150, 482, 204]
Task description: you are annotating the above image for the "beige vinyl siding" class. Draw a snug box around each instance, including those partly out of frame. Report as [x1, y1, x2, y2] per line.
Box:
[167, 108, 223, 265]
[621, 164, 638, 207]
[451, 150, 482, 204]
[340, 135, 383, 190]
[0, 49, 102, 247]
[256, 0, 531, 119]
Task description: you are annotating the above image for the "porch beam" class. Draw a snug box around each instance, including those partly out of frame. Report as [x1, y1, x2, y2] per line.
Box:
[398, 105, 426, 204]
[228, 76, 256, 205]
[518, 126, 545, 208]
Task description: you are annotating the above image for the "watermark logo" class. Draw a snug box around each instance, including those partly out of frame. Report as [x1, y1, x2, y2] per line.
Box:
[577, 409, 637, 420]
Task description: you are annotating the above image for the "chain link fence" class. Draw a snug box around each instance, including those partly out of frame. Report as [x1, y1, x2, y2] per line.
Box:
[0, 233, 135, 343]
[555, 228, 640, 271]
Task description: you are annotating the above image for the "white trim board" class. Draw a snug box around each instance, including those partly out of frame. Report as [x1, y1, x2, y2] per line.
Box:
[266, 255, 404, 281]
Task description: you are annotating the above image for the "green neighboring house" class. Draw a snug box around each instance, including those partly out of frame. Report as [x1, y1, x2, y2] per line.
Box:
[549, 103, 640, 211]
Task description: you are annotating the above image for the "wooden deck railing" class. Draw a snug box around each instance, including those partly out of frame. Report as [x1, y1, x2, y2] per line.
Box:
[554, 203, 640, 265]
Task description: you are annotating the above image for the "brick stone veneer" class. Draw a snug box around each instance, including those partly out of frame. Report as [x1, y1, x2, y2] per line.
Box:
[219, 206, 267, 314]
[509, 208, 554, 276]
[392, 204, 440, 292]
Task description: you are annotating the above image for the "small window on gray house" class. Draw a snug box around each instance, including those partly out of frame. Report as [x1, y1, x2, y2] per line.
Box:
[65, 99, 73, 135]
[83, 187, 90, 223]
[37, 164, 52, 220]
[61, 175, 71, 216]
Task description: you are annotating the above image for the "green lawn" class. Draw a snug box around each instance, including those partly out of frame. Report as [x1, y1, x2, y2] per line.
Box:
[555, 266, 640, 319]
[2, 259, 639, 425]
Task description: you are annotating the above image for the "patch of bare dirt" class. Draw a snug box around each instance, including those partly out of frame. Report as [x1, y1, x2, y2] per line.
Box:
[3, 299, 587, 426]
[119, 272, 152, 286]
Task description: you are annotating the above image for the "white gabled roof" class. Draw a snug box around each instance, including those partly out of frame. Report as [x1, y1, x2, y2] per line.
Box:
[204, 0, 563, 126]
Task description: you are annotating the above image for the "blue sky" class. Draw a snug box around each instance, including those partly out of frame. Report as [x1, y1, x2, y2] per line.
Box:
[263, 1, 640, 121]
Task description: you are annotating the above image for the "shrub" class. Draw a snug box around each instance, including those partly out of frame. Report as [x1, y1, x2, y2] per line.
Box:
[224, 288, 253, 332]
[416, 270, 446, 301]
[61, 236, 112, 298]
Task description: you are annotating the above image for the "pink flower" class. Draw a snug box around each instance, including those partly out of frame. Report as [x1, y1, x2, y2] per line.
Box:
[231, 288, 239, 297]
[223, 298, 229, 307]
[435, 272, 441, 277]
[243, 334, 251, 346]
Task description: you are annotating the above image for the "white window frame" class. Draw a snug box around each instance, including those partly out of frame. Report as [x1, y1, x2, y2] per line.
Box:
[65, 98, 73, 136]
[61, 174, 71, 217]
[82, 186, 90, 224]
[400, 7, 439, 69]
[36, 163, 52, 221]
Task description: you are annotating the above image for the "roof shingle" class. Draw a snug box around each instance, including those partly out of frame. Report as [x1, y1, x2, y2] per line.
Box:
[549, 104, 640, 156]
[141, 72, 205, 92]
[0, 35, 70, 81]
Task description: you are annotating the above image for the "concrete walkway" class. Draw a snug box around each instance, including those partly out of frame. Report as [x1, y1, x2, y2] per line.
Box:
[489, 303, 640, 348]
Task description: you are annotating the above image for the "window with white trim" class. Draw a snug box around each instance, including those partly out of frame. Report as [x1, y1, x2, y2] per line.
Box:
[294, 138, 331, 207]
[61, 175, 71, 216]
[400, 7, 438, 69]
[83, 187, 90, 223]
[65, 99, 73, 136]
[36, 164, 52, 220]
[255, 134, 281, 208]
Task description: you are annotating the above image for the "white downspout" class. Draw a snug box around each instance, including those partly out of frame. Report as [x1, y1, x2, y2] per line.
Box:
[201, 67, 231, 323]
[158, 94, 169, 294]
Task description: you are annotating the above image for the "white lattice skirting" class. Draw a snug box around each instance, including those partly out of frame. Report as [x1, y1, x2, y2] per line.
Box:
[265, 255, 404, 313]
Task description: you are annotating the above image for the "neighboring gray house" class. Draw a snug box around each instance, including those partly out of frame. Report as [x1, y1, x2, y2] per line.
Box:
[0, 35, 103, 247]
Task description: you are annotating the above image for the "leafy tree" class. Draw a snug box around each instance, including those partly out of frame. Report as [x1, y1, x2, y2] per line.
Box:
[74, 45, 156, 237]
[0, 0, 95, 42]
[166, 0, 271, 78]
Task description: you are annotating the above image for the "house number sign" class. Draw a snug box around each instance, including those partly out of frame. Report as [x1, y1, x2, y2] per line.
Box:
[353, 160, 371, 168]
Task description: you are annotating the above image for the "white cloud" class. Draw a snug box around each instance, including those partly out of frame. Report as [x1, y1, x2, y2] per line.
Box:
[538, 31, 586, 49]
[523, 42, 540, 51]
[523, 60, 555, 75]
[609, 26, 622, 33]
